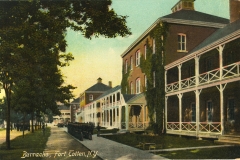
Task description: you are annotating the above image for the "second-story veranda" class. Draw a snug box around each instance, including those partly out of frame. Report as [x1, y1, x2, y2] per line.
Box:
[165, 19, 240, 138]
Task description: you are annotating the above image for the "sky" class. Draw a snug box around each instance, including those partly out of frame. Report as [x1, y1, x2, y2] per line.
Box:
[0, 0, 230, 98]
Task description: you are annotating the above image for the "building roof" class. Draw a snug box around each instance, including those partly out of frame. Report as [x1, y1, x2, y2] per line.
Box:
[162, 10, 229, 25]
[122, 94, 137, 103]
[71, 97, 80, 104]
[189, 18, 240, 54]
[121, 9, 229, 58]
[85, 82, 112, 92]
[58, 105, 69, 110]
[95, 85, 121, 101]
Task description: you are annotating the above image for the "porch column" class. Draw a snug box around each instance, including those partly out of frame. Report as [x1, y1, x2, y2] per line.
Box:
[126, 105, 129, 130]
[217, 45, 225, 80]
[119, 106, 122, 129]
[143, 105, 145, 129]
[195, 56, 200, 86]
[165, 70, 167, 92]
[177, 94, 183, 131]
[178, 64, 182, 90]
[217, 84, 227, 135]
[165, 96, 168, 132]
[195, 89, 202, 137]
[115, 107, 117, 127]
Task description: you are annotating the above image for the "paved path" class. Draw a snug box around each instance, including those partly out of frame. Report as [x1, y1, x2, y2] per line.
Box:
[43, 126, 102, 160]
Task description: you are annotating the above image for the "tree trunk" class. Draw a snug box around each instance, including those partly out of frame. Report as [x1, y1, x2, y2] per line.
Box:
[31, 112, 34, 133]
[4, 85, 11, 149]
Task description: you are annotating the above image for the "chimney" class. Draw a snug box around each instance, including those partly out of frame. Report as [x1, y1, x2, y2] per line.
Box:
[109, 81, 112, 88]
[97, 77, 102, 83]
[171, 0, 195, 13]
[230, 0, 240, 23]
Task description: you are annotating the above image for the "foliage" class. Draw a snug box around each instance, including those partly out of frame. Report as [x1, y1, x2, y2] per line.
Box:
[0, 0, 131, 149]
[140, 22, 169, 134]
[120, 65, 130, 94]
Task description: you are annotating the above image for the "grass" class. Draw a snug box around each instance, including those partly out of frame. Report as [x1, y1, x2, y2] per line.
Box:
[157, 146, 240, 159]
[0, 128, 50, 160]
[102, 133, 218, 149]
[102, 133, 240, 159]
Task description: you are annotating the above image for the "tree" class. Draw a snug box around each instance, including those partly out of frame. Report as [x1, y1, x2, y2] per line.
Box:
[0, 0, 131, 149]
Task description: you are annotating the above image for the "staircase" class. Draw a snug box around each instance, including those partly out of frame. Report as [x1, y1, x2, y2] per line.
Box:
[215, 135, 240, 145]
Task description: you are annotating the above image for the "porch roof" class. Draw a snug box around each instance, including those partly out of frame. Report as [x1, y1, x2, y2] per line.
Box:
[95, 85, 121, 101]
[123, 93, 145, 104]
[189, 18, 240, 54]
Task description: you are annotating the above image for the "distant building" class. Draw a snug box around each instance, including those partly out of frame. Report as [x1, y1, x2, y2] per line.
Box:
[70, 97, 80, 122]
[53, 105, 71, 125]
[76, 78, 112, 123]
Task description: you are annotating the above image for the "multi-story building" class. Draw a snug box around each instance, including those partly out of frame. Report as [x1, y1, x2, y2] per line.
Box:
[52, 105, 71, 125]
[76, 77, 112, 123]
[165, 0, 240, 140]
[120, 0, 228, 132]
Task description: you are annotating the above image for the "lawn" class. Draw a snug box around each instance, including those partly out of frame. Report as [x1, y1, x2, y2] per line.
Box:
[157, 146, 240, 159]
[101, 133, 240, 159]
[101, 133, 219, 150]
[0, 128, 50, 160]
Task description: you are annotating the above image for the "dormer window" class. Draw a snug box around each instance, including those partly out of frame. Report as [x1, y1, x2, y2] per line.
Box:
[89, 94, 93, 101]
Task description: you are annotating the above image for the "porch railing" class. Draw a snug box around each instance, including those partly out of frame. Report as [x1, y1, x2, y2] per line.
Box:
[167, 122, 221, 134]
[199, 68, 220, 84]
[222, 62, 240, 79]
[199, 122, 221, 133]
[166, 61, 240, 93]
[181, 122, 196, 131]
[181, 76, 196, 89]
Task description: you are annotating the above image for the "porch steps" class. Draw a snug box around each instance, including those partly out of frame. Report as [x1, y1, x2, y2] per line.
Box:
[215, 135, 240, 145]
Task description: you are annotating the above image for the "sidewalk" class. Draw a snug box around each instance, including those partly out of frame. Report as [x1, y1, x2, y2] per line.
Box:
[49, 127, 166, 160]
[43, 127, 102, 160]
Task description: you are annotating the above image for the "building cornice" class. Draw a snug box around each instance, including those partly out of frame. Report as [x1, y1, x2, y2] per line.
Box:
[121, 18, 226, 58]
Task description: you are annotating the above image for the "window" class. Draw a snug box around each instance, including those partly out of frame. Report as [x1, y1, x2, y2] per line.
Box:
[153, 39, 155, 54]
[191, 103, 196, 122]
[228, 99, 235, 120]
[207, 101, 213, 122]
[130, 82, 134, 94]
[130, 56, 133, 70]
[136, 78, 141, 94]
[153, 71, 156, 88]
[125, 86, 128, 94]
[89, 94, 93, 101]
[178, 34, 186, 52]
[125, 59, 128, 73]
[144, 45, 147, 59]
[135, 50, 140, 66]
